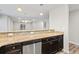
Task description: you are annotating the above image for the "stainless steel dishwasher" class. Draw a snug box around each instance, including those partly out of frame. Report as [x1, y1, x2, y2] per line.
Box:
[23, 40, 41, 54]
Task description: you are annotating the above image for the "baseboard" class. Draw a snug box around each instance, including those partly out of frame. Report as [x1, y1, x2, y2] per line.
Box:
[63, 49, 69, 54]
[69, 41, 79, 46]
[69, 41, 79, 47]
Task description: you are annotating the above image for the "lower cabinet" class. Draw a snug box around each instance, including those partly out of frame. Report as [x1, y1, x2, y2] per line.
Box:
[0, 35, 63, 54]
[42, 38, 58, 54]
[0, 43, 22, 54]
[57, 35, 63, 51]
[42, 35, 63, 54]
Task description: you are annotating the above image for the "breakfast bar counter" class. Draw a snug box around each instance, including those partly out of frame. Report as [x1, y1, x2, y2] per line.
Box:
[0, 31, 64, 47]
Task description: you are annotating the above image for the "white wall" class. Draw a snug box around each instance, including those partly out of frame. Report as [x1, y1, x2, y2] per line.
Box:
[7, 16, 14, 32]
[0, 15, 8, 32]
[69, 10, 79, 45]
[49, 5, 69, 53]
[0, 15, 13, 32]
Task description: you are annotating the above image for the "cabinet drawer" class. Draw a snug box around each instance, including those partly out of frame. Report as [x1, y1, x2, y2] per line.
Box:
[5, 49, 22, 54]
[42, 37, 51, 43]
[56, 35, 63, 39]
[42, 36, 57, 44]
[42, 39, 58, 54]
[3, 43, 22, 51]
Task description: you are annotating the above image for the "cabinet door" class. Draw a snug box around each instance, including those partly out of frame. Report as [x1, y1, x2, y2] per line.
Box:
[42, 37, 58, 54]
[0, 43, 22, 54]
[57, 35, 63, 51]
[23, 44, 34, 54]
[42, 42, 51, 54]
[48, 40, 58, 54]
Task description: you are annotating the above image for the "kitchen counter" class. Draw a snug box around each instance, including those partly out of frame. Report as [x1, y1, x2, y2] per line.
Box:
[0, 31, 64, 47]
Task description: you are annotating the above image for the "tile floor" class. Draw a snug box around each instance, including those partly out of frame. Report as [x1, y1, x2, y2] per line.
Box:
[69, 43, 79, 54]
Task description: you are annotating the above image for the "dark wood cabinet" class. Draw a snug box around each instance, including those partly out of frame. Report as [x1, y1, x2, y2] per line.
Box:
[0, 35, 63, 54]
[42, 35, 63, 54]
[57, 35, 63, 51]
[42, 42, 50, 54]
[0, 43, 22, 54]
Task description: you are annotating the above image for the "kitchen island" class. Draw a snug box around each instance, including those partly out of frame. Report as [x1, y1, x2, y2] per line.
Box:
[0, 31, 64, 54]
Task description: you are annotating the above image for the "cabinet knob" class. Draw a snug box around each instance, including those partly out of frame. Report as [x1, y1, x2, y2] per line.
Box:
[12, 46, 15, 49]
[47, 39, 49, 41]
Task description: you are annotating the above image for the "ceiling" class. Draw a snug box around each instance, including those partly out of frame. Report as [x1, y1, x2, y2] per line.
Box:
[0, 4, 61, 19]
[1, 4, 77, 19]
[69, 4, 79, 12]
[0, 4, 79, 19]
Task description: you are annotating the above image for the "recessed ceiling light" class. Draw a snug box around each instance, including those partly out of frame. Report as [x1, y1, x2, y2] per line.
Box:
[40, 13, 43, 16]
[17, 8, 22, 12]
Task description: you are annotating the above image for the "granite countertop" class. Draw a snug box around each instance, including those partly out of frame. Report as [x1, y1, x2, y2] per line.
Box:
[0, 31, 64, 47]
